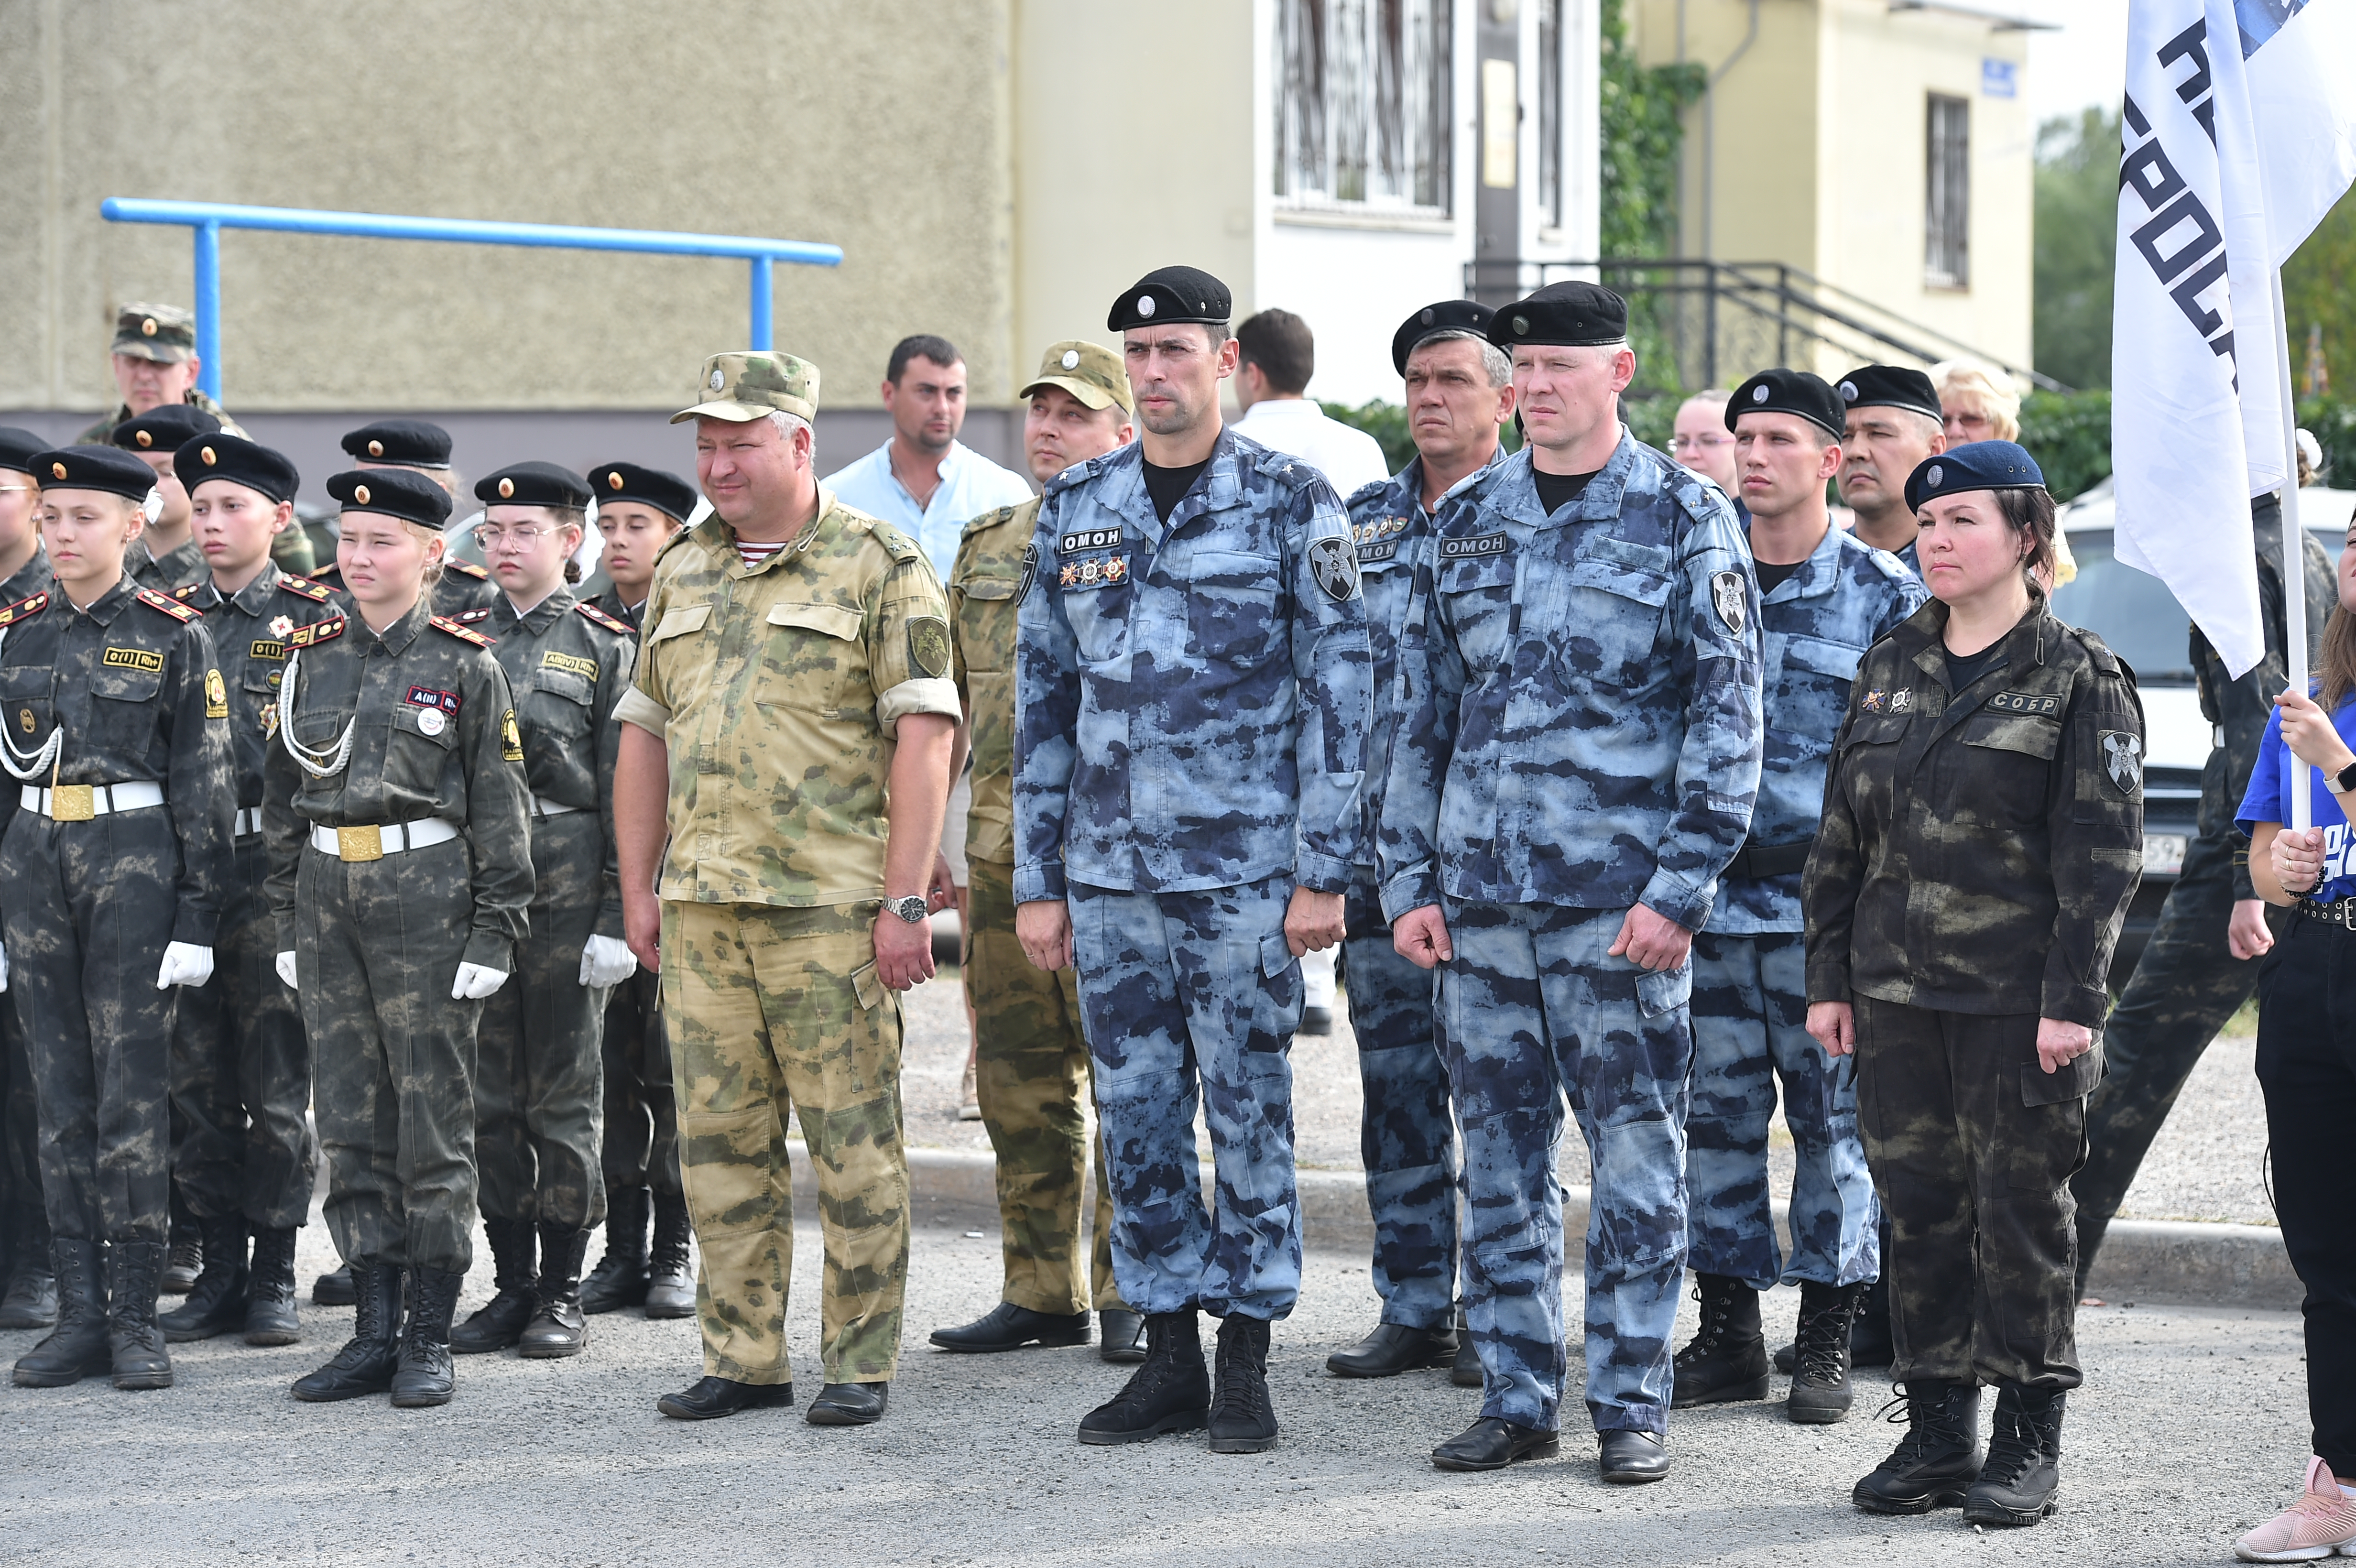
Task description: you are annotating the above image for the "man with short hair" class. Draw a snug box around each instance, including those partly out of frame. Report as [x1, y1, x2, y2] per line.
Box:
[1669, 390, 1740, 507]
[110, 406, 219, 591]
[1323, 302, 1510, 1384]
[74, 304, 245, 446]
[0, 430, 55, 1330]
[1834, 366, 1945, 574]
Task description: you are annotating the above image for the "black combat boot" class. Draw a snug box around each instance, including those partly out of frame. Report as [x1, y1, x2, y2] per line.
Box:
[1076, 1309, 1212, 1445]
[243, 1227, 302, 1346]
[1450, 1307, 1482, 1388]
[0, 1207, 58, 1330]
[518, 1225, 589, 1358]
[579, 1186, 650, 1315]
[1963, 1384, 2066, 1526]
[106, 1238, 174, 1390]
[1207, 1314, 1280, 1453]
[159, 1215, 249, 1342]
[643, 1193, 695, 1319]
[291, 1257, 404, 1402]
[1849, 1274, 1895, 1368]
[1786, 1279, 1866, 1424]
[390, 1267, 464, 1408]
[162, 1195, 201, 1295]
[1852, 1381, 1984, 1514]
[312, 1261, 356, 1307]
[1672, 1273, 1770, 1407]
[11, 1239, 110, 1387]
[449, 1219, 537, 1354]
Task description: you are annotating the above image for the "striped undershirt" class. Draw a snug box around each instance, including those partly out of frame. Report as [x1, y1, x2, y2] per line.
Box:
[736, 539, 787, 569]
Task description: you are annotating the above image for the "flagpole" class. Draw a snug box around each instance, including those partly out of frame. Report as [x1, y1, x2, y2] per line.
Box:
[2272, 267, 2312, 832]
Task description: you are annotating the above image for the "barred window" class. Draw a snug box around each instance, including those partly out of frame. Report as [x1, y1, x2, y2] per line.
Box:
[1926, 93, 1970, 290]
[1274, 0, 1453, 214]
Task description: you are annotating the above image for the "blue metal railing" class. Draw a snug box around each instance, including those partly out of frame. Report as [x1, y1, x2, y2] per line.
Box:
[100, 197, 844, 400]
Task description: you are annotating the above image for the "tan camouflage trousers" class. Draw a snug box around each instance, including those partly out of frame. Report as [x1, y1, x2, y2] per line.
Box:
[966, 858, 1118, 1314]
[661, 899, 907, 1386]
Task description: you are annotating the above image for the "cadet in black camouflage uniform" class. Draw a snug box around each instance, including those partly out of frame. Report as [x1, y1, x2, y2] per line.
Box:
[268, 467, 533, 1409]
[110, 407, 218, 595]
[0, 428, 56, 1331]
[1, 445, 234, 1393]
[315, 420, 498, 616]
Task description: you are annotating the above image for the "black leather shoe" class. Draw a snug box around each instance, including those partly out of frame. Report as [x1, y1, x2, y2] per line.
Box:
[0, 1216, 58, 1329]
[1431, 1417, 1560, 1471]
[806, 1381, 889, 1425]
[159, 1216, 248, 1342]
[1599, 1429, 1671, 1484]
[162, 1210, 201, 1296]
[581, 1187, 651, 1315]
[657, 1376, 793, 1420]
[1098, 1307, 1146, 1363]
[292, 1258, 403, 1403]
[1450, 1310, 1482, 1388]
[930, 1300, 1091, 1353]
[643, 1194, 696, 1319]
[1787, 1280, 1865, 1424]
[242, 1228, 302, 1346]
[12, 1239, 110, 1387]
[450, 1219, 536, 1355]
[1962, 1385, 2063, 1526]
[1672, 1273, 1769, 1407]
[1853, 1382, 1983, 1514]
[312, 1263, 357, 1307]
[105, 1239, 175, 1390]
[1327, 1320, 1457, 1378]
[390, 1267, 463, 1408]
[517, 1226, 589, 1359]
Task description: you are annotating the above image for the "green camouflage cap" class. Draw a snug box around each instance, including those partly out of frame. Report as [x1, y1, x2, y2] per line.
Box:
[1017, 339, 1133, 414]
[110, 302, 197, 364]
[671, 351, 821, 424]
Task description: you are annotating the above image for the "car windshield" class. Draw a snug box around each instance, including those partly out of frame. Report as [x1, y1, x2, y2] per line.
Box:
[2047, 523, 2346, 687]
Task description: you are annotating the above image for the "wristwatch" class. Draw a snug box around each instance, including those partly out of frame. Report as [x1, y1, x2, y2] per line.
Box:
[2335, 759, 2356, 795]
[885, 894, 930, 926]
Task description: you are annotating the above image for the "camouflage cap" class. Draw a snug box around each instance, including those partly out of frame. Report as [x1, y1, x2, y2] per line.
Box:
[671, 351, 820, 424]
[110, 302, 197, 365]
[1017, 340, 1133, 414]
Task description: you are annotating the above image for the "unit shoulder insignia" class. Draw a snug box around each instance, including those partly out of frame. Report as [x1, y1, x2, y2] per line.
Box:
[429, 614, 496, 649]
[289, 616, 345, 649]
[574, 600, 635, 637]
[135, 587, 202, 623]
[0, 592, 49, 628]
[278, 574, 335, 603]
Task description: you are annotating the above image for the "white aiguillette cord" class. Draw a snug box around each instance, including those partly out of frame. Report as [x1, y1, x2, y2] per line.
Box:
[276, 646, 356, 779]
[0, 628, 64, 783]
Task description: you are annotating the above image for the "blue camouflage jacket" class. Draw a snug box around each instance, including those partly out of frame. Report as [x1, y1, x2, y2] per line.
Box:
[1707, 522, 1926, 935]
[1378, 432, 1765, 929]
[1013, 427, 1373, 903]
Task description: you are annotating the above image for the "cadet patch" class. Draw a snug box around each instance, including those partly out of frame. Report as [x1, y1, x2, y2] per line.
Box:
[501, 708, 524, 762]
[290, 616, 345, 648]
[2101, 730, 2143, 796]
[406, 686, 462, 716]
[1988, 691, 2061, 717]
[1710, 570, 1748, 635]
[1309, 535, 1361, 601]
[1018, 542, 1039, 601]
[134, 587, 201, 623]
[203, 667, 228, 719]
[908, 615, 950, 678]
[542, 650, 599, 680]
[0, 592, 47, 628]
[1059, 528, 1122, 554]
[102, 646, 165, 674]
[1440, 533, 1510, 559]
[268, 615, 294, 638]
[250, 639, 287, 661]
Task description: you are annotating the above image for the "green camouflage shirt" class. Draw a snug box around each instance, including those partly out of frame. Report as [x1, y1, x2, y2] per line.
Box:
[947, 497, 1037, 866]
[75, 389, 247, 446]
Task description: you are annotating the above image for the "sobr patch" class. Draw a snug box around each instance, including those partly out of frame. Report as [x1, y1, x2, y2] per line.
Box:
[1309, 535, 1360, 602]
[1710, 570, 1748, 635]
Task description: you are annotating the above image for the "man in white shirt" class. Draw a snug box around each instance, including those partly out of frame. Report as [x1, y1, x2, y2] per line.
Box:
[1229, 308, 1388, 1034]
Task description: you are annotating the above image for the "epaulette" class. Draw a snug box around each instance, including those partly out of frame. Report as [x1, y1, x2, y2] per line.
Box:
[453, 606, 493, 625]
[430, 614, 496, 649]
[289, 616, 344, 649]
[960, 503, 1023, 541]
[135, 587, 201, 623]
[575, 600, 634, 637]
[1345, 478, 1391, 512]
[172, 581, 205, 602]
[0, 591, 48, 628]
[1863, 546, 1912, 582]
[445, 557, 491, 581]
[2072, 626, 2124, 679]
[868, 519, 922, 566]
[278, 574, 335, 603]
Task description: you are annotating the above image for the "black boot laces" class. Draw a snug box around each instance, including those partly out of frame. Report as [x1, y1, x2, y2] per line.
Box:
[1794, 1292, 1854, 1383]
[1674, 1279, 1729, 1370]
[1976, 1405, 2057, 1489]
[1214, 1335, 1270, 1427]
[1874, 1383, 1964, 1469]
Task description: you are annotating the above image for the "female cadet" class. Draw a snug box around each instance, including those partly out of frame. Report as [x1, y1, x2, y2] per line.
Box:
[1, 445, 232, 1392]
[1802, 442, 2142, 1528]
[266, 466, 532, 1410]
[443, 462, 636, 1361]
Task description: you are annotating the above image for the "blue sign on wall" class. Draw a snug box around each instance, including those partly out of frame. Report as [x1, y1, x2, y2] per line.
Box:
[1982, 58, 2018, 98]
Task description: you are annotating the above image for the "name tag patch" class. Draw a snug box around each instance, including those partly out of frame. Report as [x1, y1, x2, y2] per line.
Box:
[1989, 691, 2060, 717]
[1360, 540, 1401, 564]
[250, 640, 287, 661]
[541, 650, 598, 680]
[406, 686, 461, 716]
[1060, 528, 1123, 554]
[1058, 554, 1127, 590]
[102, 646, 164, 673]
[1440, 533, 1510, 559]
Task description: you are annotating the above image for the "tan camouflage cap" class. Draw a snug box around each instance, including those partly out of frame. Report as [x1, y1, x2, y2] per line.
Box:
[1017, 340, 1133, 414]
[110, 302, 196, 364]
[671, 351, 821, 424]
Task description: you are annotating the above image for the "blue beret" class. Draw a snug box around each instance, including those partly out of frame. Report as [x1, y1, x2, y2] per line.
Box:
[174, 434, 300, 504]
[1904, 440, 2045, 514]
[1726, 368, 1845, 440]
[1393, 300, 1495, 376]
[328, 467, 452, 528]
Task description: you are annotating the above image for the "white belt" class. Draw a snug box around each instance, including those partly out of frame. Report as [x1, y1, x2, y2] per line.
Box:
[530, 795, 584, 818]
[233, 806, 265, 838]
[307, 818, 460, 863]
[21, 782, 164, 821]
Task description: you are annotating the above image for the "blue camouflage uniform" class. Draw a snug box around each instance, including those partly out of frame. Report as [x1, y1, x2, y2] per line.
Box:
[1895, 537, 1920, 577]
[1380, 432, 1763, 1437]
[1014, 427, 1372, 1322]
[1689, 523, 1924, 1292]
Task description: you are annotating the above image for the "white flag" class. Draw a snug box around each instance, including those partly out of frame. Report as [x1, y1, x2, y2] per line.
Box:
[2243, 0, 2356, 265]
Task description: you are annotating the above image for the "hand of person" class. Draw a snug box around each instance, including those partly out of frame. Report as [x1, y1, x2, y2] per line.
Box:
[156, 942, 215, 990]
[1807, 1000, 1855, 1057]
[2275, 687, 2356, 775]
[2036, 1016, 2096, 1075]
[2273, 824, 2327, 896]
[1284, 888, 1346, 957]
[578, 934, 638, 988]
[451, 963, 509, 1001]
[623, 883, 662, 974]
[1015, 899, 1074, 973]
[1608, 903, 1693, 973]
[1391, 904, 1453, 970]
[928, 852, 958, 915]
[275, 950, 298, 990]
[2227, 898, 2276, 961]
[872, 904, 937, 992]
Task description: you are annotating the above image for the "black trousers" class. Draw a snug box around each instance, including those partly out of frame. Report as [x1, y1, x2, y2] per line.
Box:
[2252, 917, 2356, 1475]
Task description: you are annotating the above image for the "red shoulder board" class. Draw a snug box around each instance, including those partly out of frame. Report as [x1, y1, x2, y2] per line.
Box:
[575, 600, 634, 636]
[453, 606, 493, 625]
[445, 557, 491, 580]
[288, 616, 345, 648]
[0, 592, 48, 628]
[430, 614, 496, 649]
[136, 587, 202, 623]
[278, 574, 335, 603]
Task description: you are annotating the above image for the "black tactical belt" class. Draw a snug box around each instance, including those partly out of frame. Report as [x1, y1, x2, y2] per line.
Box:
[1729, 837, 1816, 880]
[2296, 897, 2356, 929]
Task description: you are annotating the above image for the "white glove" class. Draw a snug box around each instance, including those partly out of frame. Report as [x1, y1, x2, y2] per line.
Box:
[0, 943, 10, 993]
[276, 951, 298, 989]
[578, 934, 637, 988]
[157, 942, 216, 990]
[451, 962, 509, 1001]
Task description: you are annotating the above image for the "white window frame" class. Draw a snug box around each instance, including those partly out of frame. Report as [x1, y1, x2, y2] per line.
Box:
[1926, 92, 1971, 291]
[1273, 0, 1454, 218]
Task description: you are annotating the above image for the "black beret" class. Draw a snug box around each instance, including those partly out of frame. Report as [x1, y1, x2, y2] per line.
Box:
[328, 467, 453, 528]
[1904, 440, 2045, 514]
[1725, 369, 1847, 440]
[587, 461, 698, 524]
[173, 434, 300, 505]
[341, 419, 453, 469]
[1108, 266, 1232, 332]
[0, 427, 46, 477]
[1836, 365, 1942, 423]
[33, 445, 158, 501]
[1485, 281, 1629, 349]
[1392, 300, 1496, 377]
[476, 461, 591, 510]
[110, 403, 221, 454]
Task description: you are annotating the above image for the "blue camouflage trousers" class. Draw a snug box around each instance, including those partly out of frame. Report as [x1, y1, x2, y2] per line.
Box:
[1339, 869, 1456, 1329]
[1441, 898, 1691, 1436]
[1687, 931, 1879, 1290]
[1069, 874, 1302, 1321]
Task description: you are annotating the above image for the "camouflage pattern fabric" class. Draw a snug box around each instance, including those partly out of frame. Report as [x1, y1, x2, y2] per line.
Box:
[430, 560, 502, 620]
[660, 899, 907, 1386]
[128, 535, 208, 594]
[74, 388, 246, 447]
[0, 552, 49, 1264]
[599, 966, 680, 1199]
[948, 500, 1036, 867]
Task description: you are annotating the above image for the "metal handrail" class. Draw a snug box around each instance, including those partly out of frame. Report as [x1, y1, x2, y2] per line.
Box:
[99, 197, 844, 401]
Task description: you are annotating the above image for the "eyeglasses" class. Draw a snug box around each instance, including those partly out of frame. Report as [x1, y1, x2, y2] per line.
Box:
[473, 522, 557, 547]
[1668, 433, 1731, 452]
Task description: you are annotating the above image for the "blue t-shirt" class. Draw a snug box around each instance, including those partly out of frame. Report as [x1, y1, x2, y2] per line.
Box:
[2237, 697, 2356, 900]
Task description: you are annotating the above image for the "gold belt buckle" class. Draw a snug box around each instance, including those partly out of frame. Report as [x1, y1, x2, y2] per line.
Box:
[48, 784, 95, 822]
[336, 825, 384, 863]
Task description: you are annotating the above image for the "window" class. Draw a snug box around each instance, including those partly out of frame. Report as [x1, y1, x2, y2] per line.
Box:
[1275, 0, 1453, 214]
[1926, 93, 1970, 289]
[1538, 0, 1563, 228]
